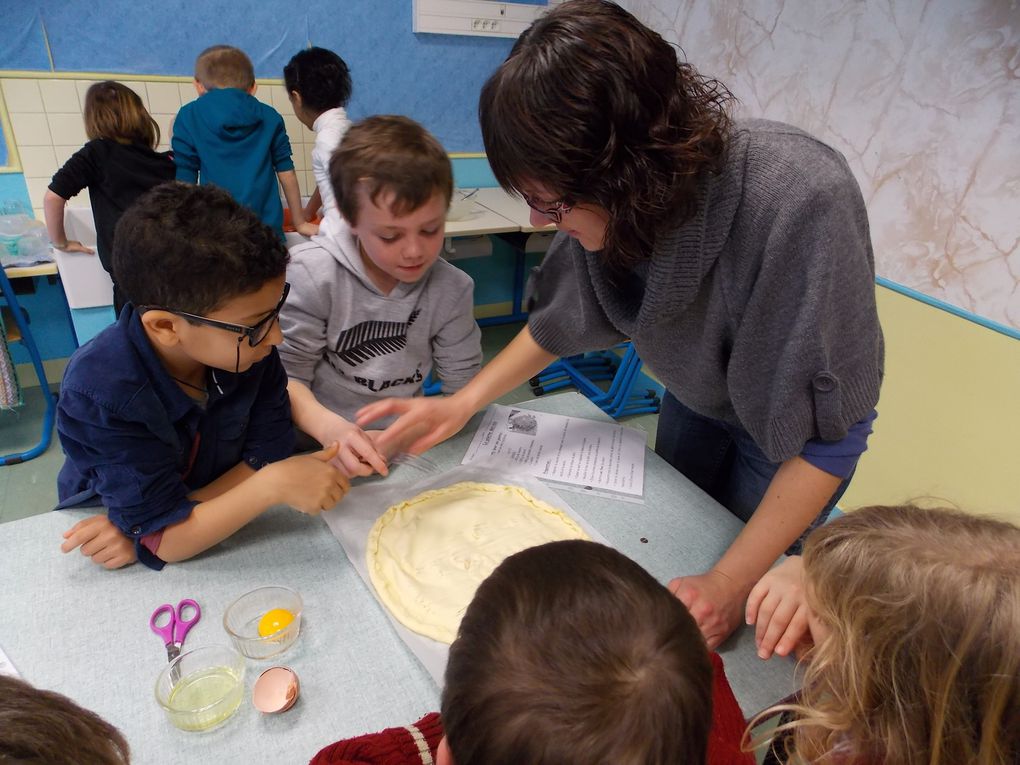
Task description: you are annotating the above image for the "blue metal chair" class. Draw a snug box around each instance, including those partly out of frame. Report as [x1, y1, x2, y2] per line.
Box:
[0, 266, 57, 465]
[530, 342, 661, 419]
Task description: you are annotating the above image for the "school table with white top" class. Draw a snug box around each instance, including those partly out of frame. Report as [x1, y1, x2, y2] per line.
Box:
[0, 394, 797, 764]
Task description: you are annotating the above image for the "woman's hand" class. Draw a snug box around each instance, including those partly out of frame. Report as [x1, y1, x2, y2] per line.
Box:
[669, 568, 746, 649]
[745, 556, 810, 660]
[61, 515, 137, 569]
[357, 396, 473, 456]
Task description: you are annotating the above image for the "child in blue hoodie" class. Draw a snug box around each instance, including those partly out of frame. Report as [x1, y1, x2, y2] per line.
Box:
[172, 45, 317, 240]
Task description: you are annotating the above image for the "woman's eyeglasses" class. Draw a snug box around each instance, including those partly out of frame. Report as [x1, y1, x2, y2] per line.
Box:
[142, 282, 291, 348]
[521, 191, 574, 224]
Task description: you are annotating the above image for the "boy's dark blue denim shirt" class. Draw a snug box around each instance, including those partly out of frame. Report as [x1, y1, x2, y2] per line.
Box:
[55, 305, 296, 570]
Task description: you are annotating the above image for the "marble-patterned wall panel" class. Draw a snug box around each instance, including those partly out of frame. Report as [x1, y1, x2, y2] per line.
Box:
[620, 0, 1019, 329]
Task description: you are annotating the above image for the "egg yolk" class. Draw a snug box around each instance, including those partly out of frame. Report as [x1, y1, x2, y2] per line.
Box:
[258, 608, 295, 638]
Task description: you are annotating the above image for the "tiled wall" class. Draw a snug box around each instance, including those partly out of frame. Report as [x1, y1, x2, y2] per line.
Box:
[1, 74, 319, 220]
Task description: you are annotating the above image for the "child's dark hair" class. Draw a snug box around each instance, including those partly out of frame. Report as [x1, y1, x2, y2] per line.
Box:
[479, 0, 732, 267]
[195, 44, 255, 90]
[442, 540, 713, 765]
[330, 115, 452, 225]
[113, 181, 288, 315]
[283, 47, 352, 113]
[0, 675, 130, 764]
[84, 80, 160, 149]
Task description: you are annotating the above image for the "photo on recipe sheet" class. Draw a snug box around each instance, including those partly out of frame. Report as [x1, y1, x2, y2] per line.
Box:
[462, 404, 646, 498]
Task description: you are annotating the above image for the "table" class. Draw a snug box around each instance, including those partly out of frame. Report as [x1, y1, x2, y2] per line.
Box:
[464, 188, 556, 326]
[0, 394, 797, 763]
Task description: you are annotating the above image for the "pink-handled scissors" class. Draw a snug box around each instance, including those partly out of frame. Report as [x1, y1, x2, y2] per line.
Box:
[149, 599, 201, 663]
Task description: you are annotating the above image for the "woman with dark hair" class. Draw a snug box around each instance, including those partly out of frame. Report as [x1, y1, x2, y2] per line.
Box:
[359, 0, 883, 648]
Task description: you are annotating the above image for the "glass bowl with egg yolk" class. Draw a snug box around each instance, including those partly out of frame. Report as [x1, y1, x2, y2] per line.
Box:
[223, 585, 303, 660]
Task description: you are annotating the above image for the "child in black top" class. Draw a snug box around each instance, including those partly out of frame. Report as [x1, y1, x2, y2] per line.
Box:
[44, 80, 175, 314]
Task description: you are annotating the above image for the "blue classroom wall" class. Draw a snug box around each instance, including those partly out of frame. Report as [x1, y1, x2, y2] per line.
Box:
[0, 1, 551, 152]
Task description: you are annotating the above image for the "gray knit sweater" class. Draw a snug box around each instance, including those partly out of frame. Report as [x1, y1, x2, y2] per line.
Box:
[528, 119, 884, 463]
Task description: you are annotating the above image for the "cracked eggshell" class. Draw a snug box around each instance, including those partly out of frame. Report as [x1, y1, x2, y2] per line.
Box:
[252, 666, 300, 714]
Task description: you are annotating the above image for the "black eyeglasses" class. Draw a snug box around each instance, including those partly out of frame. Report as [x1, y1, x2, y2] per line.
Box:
[520, 191, 574, 224]
[143, 282, 291, 347]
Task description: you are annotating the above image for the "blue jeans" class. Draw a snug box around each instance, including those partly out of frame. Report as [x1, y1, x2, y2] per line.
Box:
[654, 392, 849, 555]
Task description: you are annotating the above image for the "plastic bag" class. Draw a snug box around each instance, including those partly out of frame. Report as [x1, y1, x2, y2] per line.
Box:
[0, 215, 53, 267]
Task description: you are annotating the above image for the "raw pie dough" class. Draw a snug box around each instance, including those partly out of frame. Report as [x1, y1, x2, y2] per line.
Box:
[367, 481, 589, 643]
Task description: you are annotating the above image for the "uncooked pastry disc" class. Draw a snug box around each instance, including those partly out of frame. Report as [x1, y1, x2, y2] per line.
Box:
[367, 481, 589, 643]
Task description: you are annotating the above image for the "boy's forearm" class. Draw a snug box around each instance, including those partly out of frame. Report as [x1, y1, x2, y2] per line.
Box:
[713, 457, 842, 594]
[457, 326, 555, 411]
[187, 462, 255, 502]
[43, 190, 69, 246]
[156, 469, 281, 562]
[278, 169, 306, 224]
[287, 378, 336, 445]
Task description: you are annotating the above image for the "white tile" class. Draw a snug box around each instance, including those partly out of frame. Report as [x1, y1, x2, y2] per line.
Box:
[75, 79, 97, 108]
[53, 145, 82, 167]
[282, 115, 303, 145]
[253, 85, 274, 107]
[33, 208, 44, 221]
[10, 112, 52, 146]
[2, 79, 44, 112]
[146, 81, 181, 114]
[152, 113, 175, 146]
[292, 144, 306, 171]
[178, 81, 198, 106]
[18, 145, 58, 178]
[120, 81, 149, 111]
[47, 113, 88, 145]
[268, 85, 291, 113]
[24, 177, 52, 210]
[302, 143, 314, 171]
[38, 79, 80, 113]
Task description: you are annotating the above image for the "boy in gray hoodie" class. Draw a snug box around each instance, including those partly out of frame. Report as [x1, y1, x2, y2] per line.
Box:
[278, 116, 482, 477]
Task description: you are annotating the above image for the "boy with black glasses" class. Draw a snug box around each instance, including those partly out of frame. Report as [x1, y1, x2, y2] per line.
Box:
[55, 182, 349, 571]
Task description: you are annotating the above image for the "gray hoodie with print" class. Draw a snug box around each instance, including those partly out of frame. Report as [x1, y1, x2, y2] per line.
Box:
[278, 220, 482, 425]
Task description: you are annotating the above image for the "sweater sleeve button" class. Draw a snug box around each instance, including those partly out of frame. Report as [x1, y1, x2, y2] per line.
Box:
[812, 371, 837, 392]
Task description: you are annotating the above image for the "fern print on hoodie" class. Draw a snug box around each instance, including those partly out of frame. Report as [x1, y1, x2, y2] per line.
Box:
[278, 220, 482, 426]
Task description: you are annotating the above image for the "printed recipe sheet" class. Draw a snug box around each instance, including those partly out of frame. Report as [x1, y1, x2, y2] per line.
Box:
[462, 404, 646, 497]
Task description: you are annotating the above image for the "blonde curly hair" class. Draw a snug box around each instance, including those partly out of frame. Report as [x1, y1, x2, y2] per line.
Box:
[760, 504, 1020, 764]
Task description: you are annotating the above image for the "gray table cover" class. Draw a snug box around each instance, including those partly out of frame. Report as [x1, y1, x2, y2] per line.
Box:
[0, 393, 797, 764]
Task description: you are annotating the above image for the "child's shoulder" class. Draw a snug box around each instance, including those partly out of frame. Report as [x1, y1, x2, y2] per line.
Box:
[429, 257, 474, 289]
[61, 318, 148, 404]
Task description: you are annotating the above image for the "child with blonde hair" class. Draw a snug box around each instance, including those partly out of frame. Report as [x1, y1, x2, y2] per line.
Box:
[746, 504, 1020, 764]
[44, 80, 175, 313]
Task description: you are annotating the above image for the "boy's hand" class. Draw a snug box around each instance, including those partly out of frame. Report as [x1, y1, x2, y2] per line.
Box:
[294, 220, 319, 237]
[61, 515, 137, 569]
[265, 443, 350, 514]
[54, 240, 95, 254]
[745, 556, 810, 660]
[316, 415, 389, 478]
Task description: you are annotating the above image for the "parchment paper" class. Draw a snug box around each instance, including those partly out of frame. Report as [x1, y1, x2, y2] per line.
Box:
[321, 463, 607, 684]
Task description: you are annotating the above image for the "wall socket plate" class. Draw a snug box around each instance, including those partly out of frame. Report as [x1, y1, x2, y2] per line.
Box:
[413, 0, 563, 38]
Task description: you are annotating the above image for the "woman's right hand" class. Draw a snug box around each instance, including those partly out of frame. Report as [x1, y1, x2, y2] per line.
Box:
[357, 396, 473, 456]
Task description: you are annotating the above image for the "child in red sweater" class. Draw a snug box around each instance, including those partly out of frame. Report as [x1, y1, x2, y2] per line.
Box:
[311, 540, 753, 765]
